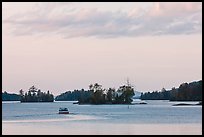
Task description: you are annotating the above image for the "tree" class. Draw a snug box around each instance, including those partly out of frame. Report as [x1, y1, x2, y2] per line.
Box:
[161, 88, 166, 92]
[19, 89, 23, 96]
[29, 85, 38, 93]
[117, 85, 135, 104]
[89, 83, 105, 104]
[106, 88, 115, 103]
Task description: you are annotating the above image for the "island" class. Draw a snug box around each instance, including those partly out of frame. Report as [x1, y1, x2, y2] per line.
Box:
[19, 86, 54, 102]
[56, 82, 135, 105]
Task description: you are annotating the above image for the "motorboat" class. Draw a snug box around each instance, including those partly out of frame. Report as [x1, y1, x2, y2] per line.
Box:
[59, 107, 69, 114]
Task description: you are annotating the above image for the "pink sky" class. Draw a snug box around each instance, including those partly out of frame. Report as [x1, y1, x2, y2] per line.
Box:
[2, 2, 202, 95]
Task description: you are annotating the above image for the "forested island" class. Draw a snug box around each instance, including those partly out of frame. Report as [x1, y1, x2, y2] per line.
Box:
[56, 83, 135, 104]
[19, 86, 54, 102]
[140, 80, 202, 101]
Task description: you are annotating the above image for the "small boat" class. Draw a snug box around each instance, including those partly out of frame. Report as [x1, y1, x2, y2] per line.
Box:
[59, 107, 69, 114]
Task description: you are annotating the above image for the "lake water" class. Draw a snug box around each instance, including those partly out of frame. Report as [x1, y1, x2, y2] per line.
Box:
[2, 100, 202, 135]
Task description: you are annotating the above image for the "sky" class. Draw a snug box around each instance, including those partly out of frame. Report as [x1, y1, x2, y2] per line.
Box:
[2, 2, 202, 96]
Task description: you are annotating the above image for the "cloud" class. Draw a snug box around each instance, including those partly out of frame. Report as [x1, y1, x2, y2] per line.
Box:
[147, 2, 201, 17]
[3, 2, 202, 38]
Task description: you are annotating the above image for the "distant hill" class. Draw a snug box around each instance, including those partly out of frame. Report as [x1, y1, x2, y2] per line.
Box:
[2, 92, 21, 101]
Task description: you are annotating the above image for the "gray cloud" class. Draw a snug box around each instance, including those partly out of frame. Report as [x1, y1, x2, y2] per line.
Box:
[4, 2, 202, 38]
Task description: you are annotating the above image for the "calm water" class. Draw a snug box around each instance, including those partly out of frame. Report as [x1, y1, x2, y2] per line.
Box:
[2, 100, 202, 135]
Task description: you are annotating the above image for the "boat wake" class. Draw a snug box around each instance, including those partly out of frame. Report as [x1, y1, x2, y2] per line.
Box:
[2, 114, 104, 123]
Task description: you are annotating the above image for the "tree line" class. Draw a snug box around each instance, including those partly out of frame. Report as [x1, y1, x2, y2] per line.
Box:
[2, 80, 202, 102]
[140, 80, 202, 101]
[2, 91, 21, 101]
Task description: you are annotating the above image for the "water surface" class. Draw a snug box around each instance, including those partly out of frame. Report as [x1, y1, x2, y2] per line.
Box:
[2, 100, 202, 135]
